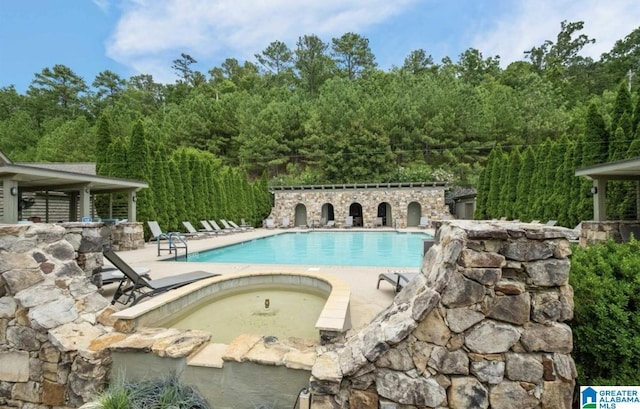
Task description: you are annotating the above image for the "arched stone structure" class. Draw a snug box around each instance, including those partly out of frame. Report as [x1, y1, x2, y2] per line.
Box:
[349, 202, 363, 227]
[320, 203, 335, 225]
[269, 183, 450, 228]
[294, 203, 307, 227]
[407, 201, 422, 227]
[377, 202, 392, 226]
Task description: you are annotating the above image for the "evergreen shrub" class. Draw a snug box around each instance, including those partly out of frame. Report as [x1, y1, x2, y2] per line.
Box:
[570, 240, 640, 385]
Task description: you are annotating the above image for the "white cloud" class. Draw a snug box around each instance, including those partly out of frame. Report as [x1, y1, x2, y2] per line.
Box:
[472, 0, 640, 66]
[92, 0, 111, 13]
[105, 0, 417, 83]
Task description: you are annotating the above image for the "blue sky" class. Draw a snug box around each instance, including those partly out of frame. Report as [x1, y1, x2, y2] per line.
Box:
[1, 0, 639, 93]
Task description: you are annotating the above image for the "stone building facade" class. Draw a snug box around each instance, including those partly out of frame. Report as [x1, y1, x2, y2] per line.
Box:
[269, 183, 451, 229]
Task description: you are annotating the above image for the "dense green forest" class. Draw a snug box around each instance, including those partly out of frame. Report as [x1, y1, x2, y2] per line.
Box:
[1, 21, 640, 228]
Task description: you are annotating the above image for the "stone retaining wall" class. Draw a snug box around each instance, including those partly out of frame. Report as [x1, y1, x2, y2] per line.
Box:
[0, 221, 576, 408]
[309, 220, 576, 408]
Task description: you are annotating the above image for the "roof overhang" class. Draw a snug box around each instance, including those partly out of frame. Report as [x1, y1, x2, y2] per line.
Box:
[575, 157, 640, 181]
[1, 163, 148, 193]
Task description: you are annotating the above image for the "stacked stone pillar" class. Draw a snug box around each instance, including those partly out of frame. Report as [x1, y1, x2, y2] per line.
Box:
[310, 220, 577, 408]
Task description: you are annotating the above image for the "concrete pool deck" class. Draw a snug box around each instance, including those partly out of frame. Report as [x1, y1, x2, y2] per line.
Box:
[102, 226, 435, 331]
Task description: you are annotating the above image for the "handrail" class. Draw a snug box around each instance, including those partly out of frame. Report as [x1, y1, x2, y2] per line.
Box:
[168, 232, 188, 260]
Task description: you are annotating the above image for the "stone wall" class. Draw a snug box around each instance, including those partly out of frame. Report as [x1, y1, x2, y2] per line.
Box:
[578, 221, 640, 246]
[105, 222, 145, 251]
[0, 223, 113, 408]
[0, 221, 577, 408]
[270, 184, 450, 228]
[309, 220, 576, 408]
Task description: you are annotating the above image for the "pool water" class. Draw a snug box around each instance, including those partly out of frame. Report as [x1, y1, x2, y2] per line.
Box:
[159, 286, 326, 343]
[181, 231, 432, 267]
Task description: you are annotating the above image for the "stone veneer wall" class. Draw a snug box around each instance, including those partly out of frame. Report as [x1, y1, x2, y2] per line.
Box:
[105, 222, 145, 251]
[270, 186, 450, 228]
[309, 220, 576, 409]
[0, 221, 577, 408]
[0, 223, 113, 408]
[578, 220, 640, 246]
[57, 221, 144, 287]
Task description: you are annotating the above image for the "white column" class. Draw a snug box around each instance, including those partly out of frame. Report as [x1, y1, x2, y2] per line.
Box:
[128, 190, 137, 222]
[593, 179, 607, 221]
[79, 186, 91, 221]
[2, 179, 19, 223]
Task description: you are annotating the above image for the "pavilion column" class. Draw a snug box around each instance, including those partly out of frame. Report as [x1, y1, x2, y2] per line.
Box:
[592, 179, 607, 221]
[2, 179, 19, 224]
[79, 185, 91, 221]
[128, 190, 137, 222]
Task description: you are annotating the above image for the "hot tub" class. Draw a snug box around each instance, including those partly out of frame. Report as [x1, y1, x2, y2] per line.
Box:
[111, 271, 352, 344]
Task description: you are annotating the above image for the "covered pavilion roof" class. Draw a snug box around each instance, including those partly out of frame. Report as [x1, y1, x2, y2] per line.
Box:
[575, 156, 640, 221]
[1, 150, 147, 224]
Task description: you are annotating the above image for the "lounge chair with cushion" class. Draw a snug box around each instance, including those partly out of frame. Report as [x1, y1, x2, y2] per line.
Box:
[418, 216, 429, 228]
[545, 220, 557, 226]
[281, 217, 291, 228]
[376, 271, 418, 292]
[325, 220, 335, 228]
[265, 218, 276, 229]
[104, 250, 219, 306]
[375, 217, 384, 227]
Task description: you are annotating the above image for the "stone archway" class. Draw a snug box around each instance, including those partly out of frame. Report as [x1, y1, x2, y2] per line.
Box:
[377, 202, 392, 226]
[349, 203, 363, 227]
[321, 203, 335, 226]
[407, 202, 421, 227]
[295, 203, 307, 227]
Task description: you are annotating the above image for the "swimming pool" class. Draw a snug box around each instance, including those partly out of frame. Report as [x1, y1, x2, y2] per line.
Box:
[180, 231, 433, 267]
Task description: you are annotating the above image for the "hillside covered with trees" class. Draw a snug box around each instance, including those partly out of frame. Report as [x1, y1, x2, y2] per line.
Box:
[1, 21, 640, 229]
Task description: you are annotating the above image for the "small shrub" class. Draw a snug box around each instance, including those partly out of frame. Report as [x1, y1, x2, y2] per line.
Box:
[570, 240, 640, 385]
[94, 374, 210, 409]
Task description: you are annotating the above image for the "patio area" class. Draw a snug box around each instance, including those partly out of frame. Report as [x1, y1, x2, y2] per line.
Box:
[100, 226, 433, 330]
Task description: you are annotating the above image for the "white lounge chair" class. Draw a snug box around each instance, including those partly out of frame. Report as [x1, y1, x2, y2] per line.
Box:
[418, 216, 429, 228]
[376, 271, 418, 292]
[281, 217, 291, 228]
[240, 219, 255, 230]
[182, 221, 212, 238]
[546, 220, 557, 226]
[220, 219, 241, 232]
[200, 220, 222, 235]
[375, 217, 383, 227]
[265, 219, 276, 229]
[229, 220, 253, 231]
[209, 220, 232, 234]
[344, 216, 353, 228]
[146, 221, 188, 257]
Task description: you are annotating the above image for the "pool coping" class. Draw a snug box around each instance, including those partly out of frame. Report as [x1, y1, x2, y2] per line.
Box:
[111, 270, 352, 342]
